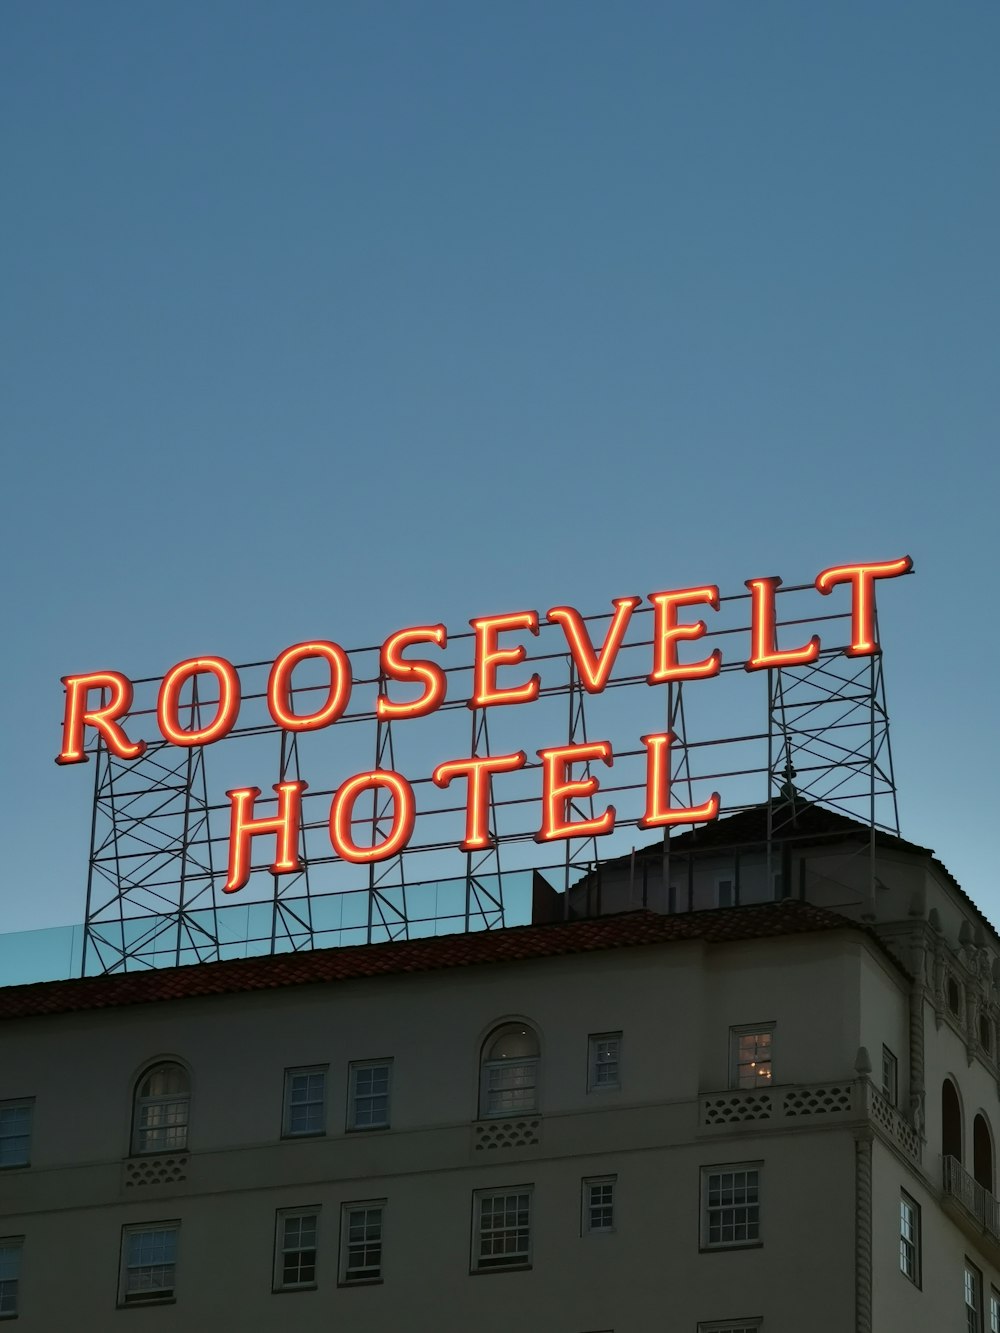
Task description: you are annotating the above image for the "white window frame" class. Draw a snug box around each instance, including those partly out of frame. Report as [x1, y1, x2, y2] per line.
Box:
[0, 1100, 33, 1170]
[282, 1066, 327, 1138]
[701, 1163, 762, 1250]
[339, 1200, 385, 1285]
[347, 1060, 392, 1132]
[480, 1049, 539, 1119]
[587, 1033, 622, 1092]
[882, 1047, 898, 1106]
[966, 1260, 984, 1333]
[273, 1207, 320, 1292]
[582, 1175, 616, 1234]
[0, 1237, 23, 1320]
[131, 1064, 190, 1156]
[989, 1285, 1000, 1333]
[899, 1191, 920, 1286]
[471, 1186, 533, 1272]
[729, 1025, 774, 1089]
[118, 1222, 179, 1307]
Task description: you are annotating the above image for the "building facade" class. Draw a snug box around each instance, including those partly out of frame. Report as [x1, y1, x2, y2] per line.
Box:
[2, 799, 999, 1331]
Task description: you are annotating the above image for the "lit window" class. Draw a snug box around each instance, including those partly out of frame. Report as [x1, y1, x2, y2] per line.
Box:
[966, 1260, 984, 1333]
[473, 1188, 532, 1271]
[131, 1064, 189, 1155]
[582, 1176, 616, 1234]
[283, 1067, 327, 1138]
[0, 1101, 32, 1169]
[899, 1192, 920, 1285]
[701, 1164, 761, 1249]
[119, 1223, 179, 1305]
[274, 1209, 319, 1291]
[348, 1061, 392, 1131]
[480, 1023, 539, 1118]
[0, 1238, 23, 1319]
[340, 1201, 384, 1284]
[730, 1026, 774, 1089]
[588, 1033, 621, 1092]
[882, 1047, 898, 1106]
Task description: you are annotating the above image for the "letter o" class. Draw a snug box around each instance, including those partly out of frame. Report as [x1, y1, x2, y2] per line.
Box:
[158, 657, 241, 747]
[268, 641, 352, 732]
[329, 770, 416, 864]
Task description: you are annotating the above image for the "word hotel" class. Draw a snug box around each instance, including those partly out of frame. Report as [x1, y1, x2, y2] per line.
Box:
[54, 557, 911, 893]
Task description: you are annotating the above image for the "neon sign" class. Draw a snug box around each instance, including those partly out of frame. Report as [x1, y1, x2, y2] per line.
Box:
[56, 557, 912, 896]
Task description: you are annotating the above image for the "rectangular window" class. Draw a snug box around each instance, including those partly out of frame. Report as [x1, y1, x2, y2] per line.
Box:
[347, 1061, 392, 1131]
[283, 1067, 327, 1138]
[882, 1047, 898, 1106]
[482, 1061, 537, 1117]
[730, 1026, 774, 1089]
[0, 1238, 23, 1319]
[588, 1033, 622, 1091]
[717, 878, 734, 908]
[966, 1261, 984, 1333]
[0, 1101, 32, 1169]
[697, 1323, 762, 1333]
[582, 1176, 616, 1234]
[119, 1223, 179, 1305]
[702, 1164, 761, 1249]
[899, 1192, 920, 1285]
[990, 1288, 1000, 1333]
[472, 1187, 532, 1271]
[274, 1209, 319, 1291]
[339, 1201, 384, 1284]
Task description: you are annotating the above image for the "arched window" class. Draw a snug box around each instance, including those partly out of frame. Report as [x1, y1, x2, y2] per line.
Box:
[132, 1063, 190, 1155]
[942, 1077, 963, 1164]
[479, 1023, 540, 1119]
[974, 1114, 994, 1193]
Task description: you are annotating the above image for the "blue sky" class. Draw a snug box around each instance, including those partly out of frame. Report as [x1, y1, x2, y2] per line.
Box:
[2, 1, 998, 937]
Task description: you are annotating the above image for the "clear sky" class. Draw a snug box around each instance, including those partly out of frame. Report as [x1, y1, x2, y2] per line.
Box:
[2, 1, 998, 937]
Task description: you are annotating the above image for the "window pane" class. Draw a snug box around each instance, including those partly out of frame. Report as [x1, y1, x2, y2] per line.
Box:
[123, 1226, 178, 1302]
[343, 1205, 383, 1281]
[476, 1191, 531, 1268]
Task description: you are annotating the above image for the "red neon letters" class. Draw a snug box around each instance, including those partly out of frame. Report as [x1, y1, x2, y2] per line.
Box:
[268, 641, 352, 731]
[745, 578, 820, 671]
[547, 597, 641, 693]
[815, 557, 913, 656]
[647, 586, 721, 684]
[536, 741, 616, 842]
[329, 770, 416, 864]
[158, 657, 241, 747]
[638, 732, 720, 828]
[57, 671, 145, 764]
[377, 625, 448, 720]
[432, 752, 527, 850]
[470, 611, 540, 708]
[224, 782, 307, 894]
[58, 558, 913, 890]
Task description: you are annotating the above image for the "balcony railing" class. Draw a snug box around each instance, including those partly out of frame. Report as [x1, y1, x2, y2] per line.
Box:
[699, 1079, 921, 1162]
[942, 1154, 1000, 1247]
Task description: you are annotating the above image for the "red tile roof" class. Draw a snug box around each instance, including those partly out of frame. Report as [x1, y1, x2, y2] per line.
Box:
[0, 900, 888, 1021]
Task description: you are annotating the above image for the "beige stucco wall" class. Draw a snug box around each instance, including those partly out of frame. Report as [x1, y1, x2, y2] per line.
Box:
[2, 912, 999, 1330]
